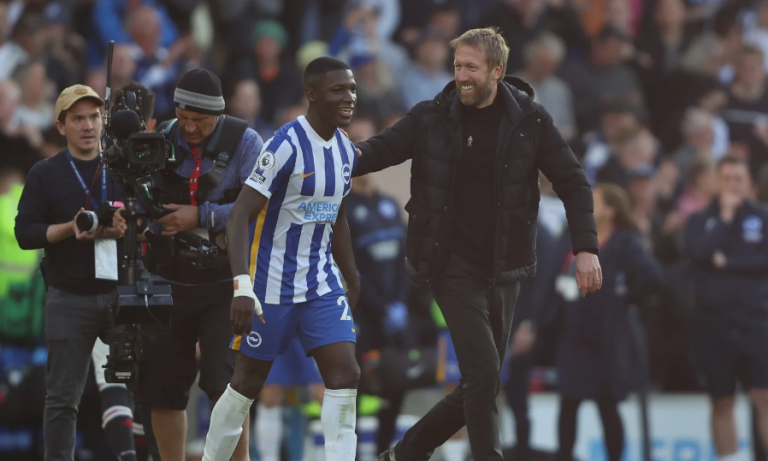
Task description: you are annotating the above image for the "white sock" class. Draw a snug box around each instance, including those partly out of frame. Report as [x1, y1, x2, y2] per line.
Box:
[309, 419, 326, 461]
[256, 404, 283, 461]
[202, 384, 254, 461]
[357, 416, 379, 461]
[322, 389, 358, 461]
[441, 438, 468, 461]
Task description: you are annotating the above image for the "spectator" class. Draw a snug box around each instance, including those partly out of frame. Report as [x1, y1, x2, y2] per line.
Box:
[517, 32, 577, 141]
[329, 3, 410, 79]
[0, 80, 42, 175]
[675, 158, 717, 224]
[398, 27, 452, 110]
[87, 0, 179, 69]
[11, 61, 55, 131]
[0, 13, 47, 80]
[722, 44, 768, 178]
[125, 6, 187, 122]
[350, 52, 406, 125]
[478, 0, 590, 73]
[236, 19, 303, 126]
[225, 77, 274, 141]
[85, 44, 137, 100]
[635, 0, 697, 76]
[581, 99, 645, 185]
[674, 108, 717, 182]
[744, 0, 768, 72]
[555, 183, 661, 461]
[560, 24, 644, 134]
[685, 156, 768, 461]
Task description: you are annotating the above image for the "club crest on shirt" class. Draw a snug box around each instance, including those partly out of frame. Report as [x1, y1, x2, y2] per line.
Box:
[257, 151, 276, 171]
[742, 215, 763, 243]
[342, 163, 352, 184]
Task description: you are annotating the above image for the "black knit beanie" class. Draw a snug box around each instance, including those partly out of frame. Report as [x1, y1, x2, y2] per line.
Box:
[174, 68, 225, 115]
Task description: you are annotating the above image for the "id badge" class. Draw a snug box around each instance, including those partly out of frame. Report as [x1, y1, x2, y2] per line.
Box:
[555, 274, 580, 302]
[95, 238, 118, 281]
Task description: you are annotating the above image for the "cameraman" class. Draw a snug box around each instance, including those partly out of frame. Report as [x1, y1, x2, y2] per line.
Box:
[14, 85, 128, 461]
[115, 69, 262, 461]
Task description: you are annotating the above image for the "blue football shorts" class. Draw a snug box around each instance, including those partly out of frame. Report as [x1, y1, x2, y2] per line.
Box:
[231, 290, 357, 362]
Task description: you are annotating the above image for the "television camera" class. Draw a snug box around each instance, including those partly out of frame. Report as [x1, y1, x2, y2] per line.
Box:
[97, 41, 175, 385]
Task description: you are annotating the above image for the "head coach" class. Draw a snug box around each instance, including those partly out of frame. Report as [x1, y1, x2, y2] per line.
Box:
[352, 27, 603, 461]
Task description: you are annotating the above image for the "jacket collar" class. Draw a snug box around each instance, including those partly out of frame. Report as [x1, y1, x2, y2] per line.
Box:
[437, 76, 536, 126]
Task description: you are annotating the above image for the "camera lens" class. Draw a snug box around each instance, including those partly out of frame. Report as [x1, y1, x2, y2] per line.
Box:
[76, 211, 99, 233]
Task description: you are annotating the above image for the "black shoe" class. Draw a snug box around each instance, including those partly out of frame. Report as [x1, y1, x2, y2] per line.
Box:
[379, 447, 397, 461]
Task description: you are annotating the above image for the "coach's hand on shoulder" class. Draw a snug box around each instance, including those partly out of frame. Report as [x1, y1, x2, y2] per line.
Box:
[157, 204, 199, 236]
[575, 252, 602, 297]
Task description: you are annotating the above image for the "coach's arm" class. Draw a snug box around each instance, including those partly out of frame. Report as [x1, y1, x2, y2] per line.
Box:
[534, 107, 599, 256]
[354, 105, 421, 177]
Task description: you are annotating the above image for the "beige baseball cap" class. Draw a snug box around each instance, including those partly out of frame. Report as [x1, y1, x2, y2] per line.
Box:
[55, 85, 105, 122]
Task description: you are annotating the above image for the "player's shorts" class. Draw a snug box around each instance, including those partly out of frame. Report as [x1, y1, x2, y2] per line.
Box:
[265, 338, 323, 386]
[436, 329, 511, 385]
[231, 290, 357, 361]
[696, 320, 768, 398]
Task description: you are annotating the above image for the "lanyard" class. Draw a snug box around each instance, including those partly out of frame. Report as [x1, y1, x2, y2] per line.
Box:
[189, 145, 203, 206]
[66, 149, 107, 210]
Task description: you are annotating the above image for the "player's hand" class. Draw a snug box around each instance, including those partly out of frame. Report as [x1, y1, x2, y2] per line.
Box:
[574, 251, 602, 296]
[157, 204, 199, 235]
[231, 297, 264, 336]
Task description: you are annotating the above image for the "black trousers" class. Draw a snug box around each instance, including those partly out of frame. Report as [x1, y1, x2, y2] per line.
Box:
[504, 352, 535, 453]
[43, 287, 116, 461]
[395, 253, 520, 461]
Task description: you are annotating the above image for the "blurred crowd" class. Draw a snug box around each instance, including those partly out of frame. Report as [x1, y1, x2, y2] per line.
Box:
[3, 0, 768, 458]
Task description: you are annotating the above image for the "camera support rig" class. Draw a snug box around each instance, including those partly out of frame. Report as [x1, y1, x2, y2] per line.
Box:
[101, 40, 174, 385]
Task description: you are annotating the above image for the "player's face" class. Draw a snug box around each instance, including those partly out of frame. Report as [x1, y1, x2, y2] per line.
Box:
[176, 107, 217, 146]
[317, 69, 357, 127]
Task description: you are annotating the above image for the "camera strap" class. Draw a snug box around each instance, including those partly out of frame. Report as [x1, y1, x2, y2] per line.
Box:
[66, 149, 107, 211]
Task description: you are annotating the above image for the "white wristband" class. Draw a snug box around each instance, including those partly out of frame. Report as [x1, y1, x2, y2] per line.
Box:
[233, 274, 263, 316]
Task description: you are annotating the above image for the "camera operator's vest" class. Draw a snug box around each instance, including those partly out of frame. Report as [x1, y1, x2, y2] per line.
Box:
[146, 115, 249, 284]
[156, 115, 249, 205]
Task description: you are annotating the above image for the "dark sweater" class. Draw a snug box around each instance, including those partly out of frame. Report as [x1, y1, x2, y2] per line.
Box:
[15, 150, 123, 295]
[451, 96, 503, 275]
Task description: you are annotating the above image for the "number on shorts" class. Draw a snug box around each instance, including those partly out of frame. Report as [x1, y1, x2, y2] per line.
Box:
[338, 296, 353, 321]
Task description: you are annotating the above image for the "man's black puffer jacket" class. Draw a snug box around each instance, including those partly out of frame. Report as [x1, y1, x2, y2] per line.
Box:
[355, 76, 598, 289]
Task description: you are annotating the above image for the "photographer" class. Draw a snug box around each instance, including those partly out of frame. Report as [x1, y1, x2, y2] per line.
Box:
[14, 85, 129, 461]
[115, 69, 262, 461]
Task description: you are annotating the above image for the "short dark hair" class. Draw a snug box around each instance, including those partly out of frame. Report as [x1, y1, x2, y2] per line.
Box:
[303, 57, 351, 87]
[717, 155, 749, 172]
[119, 81, 156, 122]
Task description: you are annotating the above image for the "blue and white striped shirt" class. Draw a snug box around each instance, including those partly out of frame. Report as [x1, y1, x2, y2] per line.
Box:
[245, 116, 358, 305]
